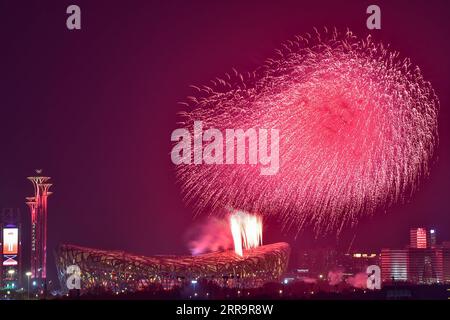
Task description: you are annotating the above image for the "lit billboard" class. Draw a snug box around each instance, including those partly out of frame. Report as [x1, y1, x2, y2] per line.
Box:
[3, 228, 18, 255]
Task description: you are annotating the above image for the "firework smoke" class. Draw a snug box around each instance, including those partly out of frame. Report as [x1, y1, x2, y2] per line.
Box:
[327, 269, 368, 289]
[346, 272, 368, 289]
[187, 210, 263, 256]
[175, 28, 439, 233]
[327, 269, 344, 286]
[186, 217, 233, 255]
[298, 277, 318, 284]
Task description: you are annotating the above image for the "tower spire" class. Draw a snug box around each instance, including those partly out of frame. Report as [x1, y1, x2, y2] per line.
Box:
[26, 170, 52, 294]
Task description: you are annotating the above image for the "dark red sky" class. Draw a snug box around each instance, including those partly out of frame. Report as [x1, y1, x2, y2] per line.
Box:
[0, 0, 449, 282]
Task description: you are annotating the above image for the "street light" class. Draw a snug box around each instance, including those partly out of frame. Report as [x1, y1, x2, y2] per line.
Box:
[7, 269, 15, 284]
[26, 272, 32, 300]
[5, 270, 16, 295]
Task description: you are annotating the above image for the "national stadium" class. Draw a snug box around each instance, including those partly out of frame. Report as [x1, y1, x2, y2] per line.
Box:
[55, 242, 290, 293]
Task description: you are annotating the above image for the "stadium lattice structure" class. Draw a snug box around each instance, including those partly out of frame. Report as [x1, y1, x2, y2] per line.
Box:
[55, 242, 290, 293]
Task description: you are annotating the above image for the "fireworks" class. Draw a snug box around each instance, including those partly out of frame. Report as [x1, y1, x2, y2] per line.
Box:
[230, 210, 263, 256]
[175, 28, 439, 233]
[187, 210, 263, 256]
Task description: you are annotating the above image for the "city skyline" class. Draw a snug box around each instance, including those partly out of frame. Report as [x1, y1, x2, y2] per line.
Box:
[0, 0, 450, 302]
[2, 184, 450, 294]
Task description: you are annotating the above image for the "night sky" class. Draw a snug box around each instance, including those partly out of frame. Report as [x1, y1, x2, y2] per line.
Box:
[1, 0, 449, 283]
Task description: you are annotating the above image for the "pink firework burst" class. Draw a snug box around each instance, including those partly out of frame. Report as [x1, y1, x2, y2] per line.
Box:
[175, 28, 439, 233]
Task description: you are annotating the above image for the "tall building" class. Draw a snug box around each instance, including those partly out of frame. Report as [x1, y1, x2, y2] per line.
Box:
[381, 228, 448, 284]
[442, 242, 450, 283]
[25, 170, 52, 292]
[408, 248, 443, 284]
[410, 228, 427, 249]
[429, 229, 437, 248]
[380, 249, 408, 282]
[0, 208, 22, 290]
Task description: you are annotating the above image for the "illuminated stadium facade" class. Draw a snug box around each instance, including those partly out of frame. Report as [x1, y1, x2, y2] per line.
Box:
[55, 242, 290, 293]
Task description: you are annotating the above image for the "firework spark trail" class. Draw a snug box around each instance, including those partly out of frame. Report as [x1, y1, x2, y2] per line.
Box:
[175, 28, 439, 233]
[230, 210, 263, 256]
